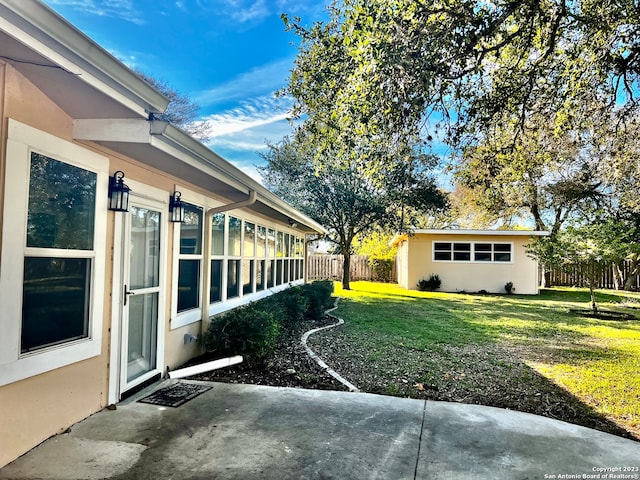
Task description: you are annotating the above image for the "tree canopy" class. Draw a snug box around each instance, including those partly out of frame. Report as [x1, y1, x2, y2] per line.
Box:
[259, 134, 445, 289]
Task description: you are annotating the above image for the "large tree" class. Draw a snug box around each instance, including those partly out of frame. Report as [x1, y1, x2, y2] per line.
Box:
[286, 0, 640, 146]
[260, 134, 445, 289]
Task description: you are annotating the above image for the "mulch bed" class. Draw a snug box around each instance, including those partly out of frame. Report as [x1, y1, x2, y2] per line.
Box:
[190, 316, 346, 391]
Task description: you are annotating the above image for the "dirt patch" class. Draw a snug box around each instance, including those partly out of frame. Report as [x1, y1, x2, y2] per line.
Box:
[568, 309, 637, 321]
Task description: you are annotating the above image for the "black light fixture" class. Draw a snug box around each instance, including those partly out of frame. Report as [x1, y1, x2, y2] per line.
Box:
[169, 191, 185, 223]
[288, 218, 298, 228]
[108, 170, 130, 212]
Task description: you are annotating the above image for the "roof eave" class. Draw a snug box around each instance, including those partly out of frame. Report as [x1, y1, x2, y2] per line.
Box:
[0, 0, 169, 116]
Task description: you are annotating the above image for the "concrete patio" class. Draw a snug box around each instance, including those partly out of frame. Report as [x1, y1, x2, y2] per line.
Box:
[1, 380, 638, 480]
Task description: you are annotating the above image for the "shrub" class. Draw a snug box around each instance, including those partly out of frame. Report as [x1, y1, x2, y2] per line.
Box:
[300, 280, 334, 319]
[202, 281, 335, 363]
[505, 282, 515, 294]
[203, 303, 280, 363]
[369, 257, 395, 283]
[417, 274, 441, 291]
[278, 287, 309, 331]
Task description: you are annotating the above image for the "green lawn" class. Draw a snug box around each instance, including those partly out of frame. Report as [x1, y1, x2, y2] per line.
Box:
[311, 282, 640, 440]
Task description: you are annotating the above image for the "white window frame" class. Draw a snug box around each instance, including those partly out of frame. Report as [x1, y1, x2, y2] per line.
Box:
[432, 241, 514, 264]
[0, 119, 108, 386]
[171, 199, 205, 329]
[168, 187, 308, 323]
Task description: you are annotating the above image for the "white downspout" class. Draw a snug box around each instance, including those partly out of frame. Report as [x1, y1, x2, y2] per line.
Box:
[201, 190, 258, 334]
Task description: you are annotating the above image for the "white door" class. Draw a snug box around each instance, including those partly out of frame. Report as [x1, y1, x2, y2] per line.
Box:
[120, 200, 165, 393]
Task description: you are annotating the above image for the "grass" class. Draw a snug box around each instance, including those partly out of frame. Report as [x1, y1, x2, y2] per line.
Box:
[312, 282, 640, 440]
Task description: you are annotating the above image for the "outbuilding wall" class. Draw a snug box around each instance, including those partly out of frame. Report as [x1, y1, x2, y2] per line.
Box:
[399, 232, 540, 295]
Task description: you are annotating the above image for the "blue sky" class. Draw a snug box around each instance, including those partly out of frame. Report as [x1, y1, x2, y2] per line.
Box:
[42, 0, 330, 181]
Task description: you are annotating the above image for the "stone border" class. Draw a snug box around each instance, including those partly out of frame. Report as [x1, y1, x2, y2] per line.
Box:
[300, 298, 360, 392]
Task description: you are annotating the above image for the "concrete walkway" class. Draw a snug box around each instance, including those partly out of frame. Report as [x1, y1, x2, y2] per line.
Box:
[1, 381, 638, 480]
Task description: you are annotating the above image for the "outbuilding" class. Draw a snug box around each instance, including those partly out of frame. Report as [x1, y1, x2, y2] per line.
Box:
[392, 229, 549, 295]
[0, 0, 325, 466]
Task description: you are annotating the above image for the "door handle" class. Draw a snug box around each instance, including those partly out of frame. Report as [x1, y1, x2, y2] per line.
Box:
[124, 284, 135, 306]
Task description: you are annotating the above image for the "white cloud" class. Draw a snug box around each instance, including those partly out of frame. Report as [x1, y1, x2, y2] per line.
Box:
[45, 0, 145, 25]
[194, 58, 292, 107]
[194, 96, 298, 181]
[197, 95, 293, 138]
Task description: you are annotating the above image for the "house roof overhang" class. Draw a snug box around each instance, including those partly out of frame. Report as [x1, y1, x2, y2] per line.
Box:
[390, 229, 550, 247]
[0, 0, 168, 119]
[73, 119, 328, 235]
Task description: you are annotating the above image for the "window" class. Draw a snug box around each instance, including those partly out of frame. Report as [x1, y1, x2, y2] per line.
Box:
[0, 120, 107, 386]
[494, 243, 512, 262]
[434, 242, 452, 261]
[210, 213, 225, 304]
[177, 203, 203, 313]
[22, 154, 97, 353]
[433, 241, 513, 263]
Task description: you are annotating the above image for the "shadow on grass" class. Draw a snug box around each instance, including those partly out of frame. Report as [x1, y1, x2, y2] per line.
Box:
[324, 285, 640, 441]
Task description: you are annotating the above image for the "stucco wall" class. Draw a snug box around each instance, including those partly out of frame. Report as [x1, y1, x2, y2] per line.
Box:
[402, 233, 540, 295]
[0, 63, 110, 468]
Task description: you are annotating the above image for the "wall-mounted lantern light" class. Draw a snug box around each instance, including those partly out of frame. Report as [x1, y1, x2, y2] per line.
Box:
[169, 191, 185, 223]
[108, 170, 130, 212]
[288, 218, 298, 228]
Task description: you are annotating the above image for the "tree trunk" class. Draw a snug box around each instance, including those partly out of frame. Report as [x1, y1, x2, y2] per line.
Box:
[623, 259, 640, 291]
[613, 263, 624, 290]
[589, 283, 598, 314]
[342, 252, 351, 290]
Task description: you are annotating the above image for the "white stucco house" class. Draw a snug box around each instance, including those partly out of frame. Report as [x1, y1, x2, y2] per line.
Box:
[392, 230, 549, 295]
[0, 0, 326, 467]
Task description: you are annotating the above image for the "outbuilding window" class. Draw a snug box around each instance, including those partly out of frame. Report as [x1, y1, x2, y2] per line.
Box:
[433, 241, 513, 263]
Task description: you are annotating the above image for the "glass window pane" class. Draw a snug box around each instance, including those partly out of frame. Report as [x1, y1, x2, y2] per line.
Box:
[228, 217, 242, 257]
[127, 292, 158, 382]
[242, 259, 254, 295]
[22, 257, 90, 353]
[130, 207, 160, 289]
[266, 260, 275, 288]
[434, 252, 451, 261]
[210, 259, 222, 303]
[454, 243, 471, 251]
[453, 251, 471, 261]
[284, 234, 291, 257]
[475, 243, 492, 251]
[244, 222, 255, 257]
[177, 259, 200, 312]
[27, 153, 96, 250]
[211, 213, 225, 256]
[227, 259, 240, 298]
[257, 226, 266, 257]
[256, 260, 265, 291]
[277, 232, 284, 257]
[434, 242, 451, 251]
[180, 204, 203, 255]
[475, 252, 492, 262]
[494, 253, 512, 262]
[494, 243, 512, 252]
[276, 259, 283, 285]
[295, 237, 304, 257]
[267, 229, 276, 257]
[283, 259, 290, 283]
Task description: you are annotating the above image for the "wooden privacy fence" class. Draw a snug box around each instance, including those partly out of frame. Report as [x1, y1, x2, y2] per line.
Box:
[545, 260, 640, 290]
[307, 255, 397, 282]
